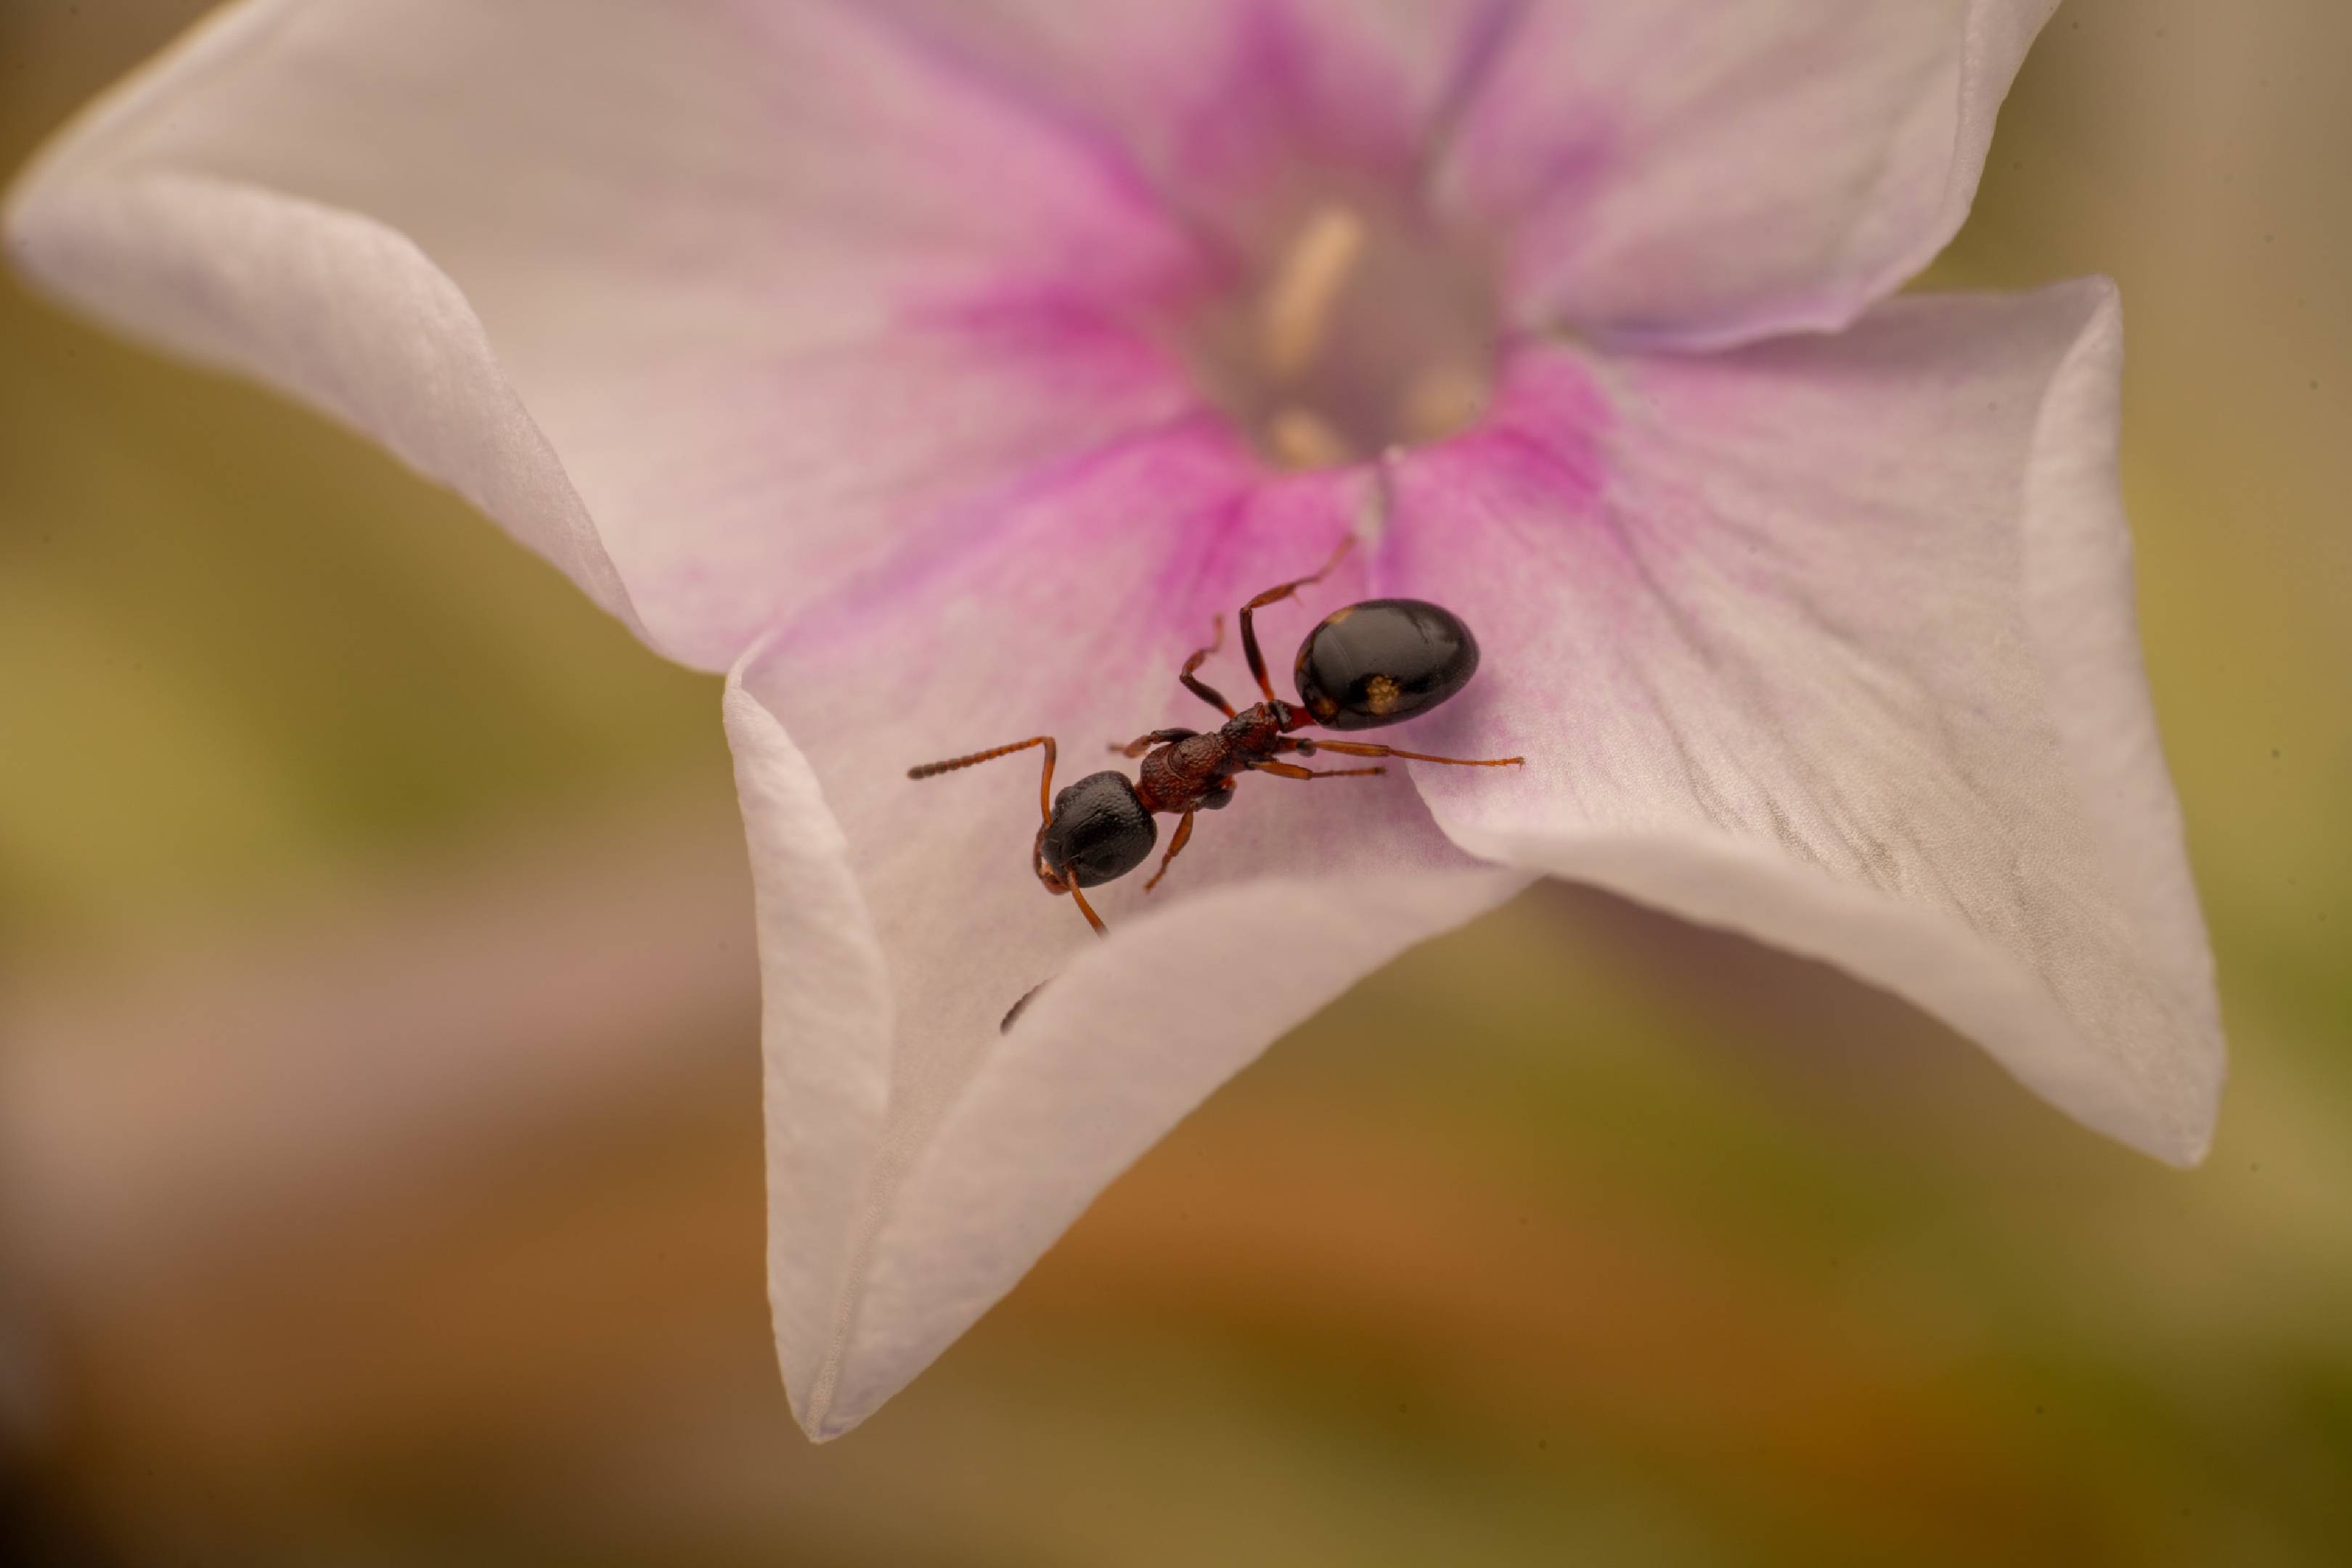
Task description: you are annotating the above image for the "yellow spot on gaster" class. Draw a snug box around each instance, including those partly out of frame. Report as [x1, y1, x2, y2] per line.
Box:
[1259, 204, 1368, 381]
[1365, 674, 1403, 715]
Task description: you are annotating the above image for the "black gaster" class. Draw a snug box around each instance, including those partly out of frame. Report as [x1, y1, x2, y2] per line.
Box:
[1293, 598, 1482, 731]
[1038, 771, 1157, 887]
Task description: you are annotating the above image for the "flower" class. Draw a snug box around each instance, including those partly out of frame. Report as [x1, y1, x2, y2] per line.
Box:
[6, 0, 2221, 1439]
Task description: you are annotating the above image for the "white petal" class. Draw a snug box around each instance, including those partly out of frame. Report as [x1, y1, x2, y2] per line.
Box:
[855, 0, 1493, 216]
[1436, 0, 2060, 346]
[1376, 281, 2221, 1162]
[4, 166, 653, 644]
[727, 430, 1522, 1437]
[5, 0, 1210, 668]
[9, 0, 2068, 667]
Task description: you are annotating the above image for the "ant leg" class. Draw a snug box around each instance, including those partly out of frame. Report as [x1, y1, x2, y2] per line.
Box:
[1299, 739, 1524, 768]
[1238, 534, 1354, 702]
[907, 735, 1061, 822]
[1029, 818, 1111, 936]
[1029, 822, 1110, 936]
[1111, 727, 1197, 759]
[1249, 759, 1386, 780]
[1178, 615, 1236, 716]
[1143, 809, 1195, 891]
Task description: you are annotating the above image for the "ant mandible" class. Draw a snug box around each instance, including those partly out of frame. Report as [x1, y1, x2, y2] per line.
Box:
[907, 536, 1523, 939]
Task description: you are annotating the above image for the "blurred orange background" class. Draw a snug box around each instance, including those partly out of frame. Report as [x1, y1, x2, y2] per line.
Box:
[3, 1, 2348, 1563]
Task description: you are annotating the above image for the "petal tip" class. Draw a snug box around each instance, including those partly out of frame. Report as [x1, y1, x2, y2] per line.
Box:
[2144, 1070, 2225, 1172]
[2, 164, 72, 298]
[792, 1396, 859, 1445]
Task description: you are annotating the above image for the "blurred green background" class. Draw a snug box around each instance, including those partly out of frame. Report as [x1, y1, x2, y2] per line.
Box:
[2, 1, 2347, 1563]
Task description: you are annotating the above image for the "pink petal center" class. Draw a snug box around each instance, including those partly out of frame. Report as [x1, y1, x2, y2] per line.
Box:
[1182, 192, 1503, 469]
[854, 1, 1538, 481]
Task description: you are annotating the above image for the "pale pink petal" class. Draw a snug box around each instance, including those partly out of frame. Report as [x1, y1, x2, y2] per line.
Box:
[1436, 0, 2060, 346]
[727, 424, 1523, 1437]
[5, 163, 655, 642]
[9, 0, 2070, 669]
[1373, 281, 2221, 1162]
[859, 0, 1492, 232]
[5, 0, 1213, 668]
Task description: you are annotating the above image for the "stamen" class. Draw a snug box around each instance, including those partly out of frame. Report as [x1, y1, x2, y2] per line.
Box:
[1187, 195, 1496, 471]
[1265, 405, 1356, 470]
[1257, 204, 1368, 381]
[1397, 361, 1490, 444]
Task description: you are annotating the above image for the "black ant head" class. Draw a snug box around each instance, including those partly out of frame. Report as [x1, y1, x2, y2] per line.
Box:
[1035, 770, 1157, 891]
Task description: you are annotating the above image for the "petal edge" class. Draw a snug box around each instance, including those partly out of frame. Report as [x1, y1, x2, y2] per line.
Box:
[1385, 280, 2221, 1164]
[7, 163, 653, 650]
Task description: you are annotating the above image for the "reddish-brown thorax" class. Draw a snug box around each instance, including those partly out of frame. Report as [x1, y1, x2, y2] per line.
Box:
[1131, 701, 1311, 814]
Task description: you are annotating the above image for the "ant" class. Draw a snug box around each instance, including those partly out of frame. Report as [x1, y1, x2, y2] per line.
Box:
[908, 536, 1523, 950]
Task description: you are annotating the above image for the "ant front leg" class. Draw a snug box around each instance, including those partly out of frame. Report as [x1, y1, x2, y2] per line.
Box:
[1027, 817, 1110, 936]
[1238, 534, 1354, 701]
[1143, 809, 1195, 891]
[1298, 738, 1525, 768]
[1111, 727, 1196, 759]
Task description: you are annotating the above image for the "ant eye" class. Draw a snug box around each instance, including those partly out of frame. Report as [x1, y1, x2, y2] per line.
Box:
[1040, 772, 1156, 886]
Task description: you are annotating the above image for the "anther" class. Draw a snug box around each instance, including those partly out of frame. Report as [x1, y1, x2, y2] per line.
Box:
[1397, 360, 1490, 444]
[1258, 204, 1368, 381]
[1266, 405, 1355, 469]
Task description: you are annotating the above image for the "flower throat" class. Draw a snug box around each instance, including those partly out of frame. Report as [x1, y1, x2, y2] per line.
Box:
[1189, 200, 1501, 470]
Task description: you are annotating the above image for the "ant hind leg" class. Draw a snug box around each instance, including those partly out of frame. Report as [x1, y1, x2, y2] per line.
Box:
[1249, 759, 1386, 781]
[1302, 738, 1522, 768]
[1238, 534, 1355, 701]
